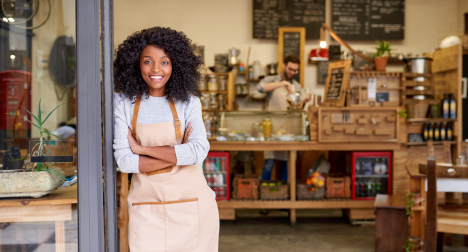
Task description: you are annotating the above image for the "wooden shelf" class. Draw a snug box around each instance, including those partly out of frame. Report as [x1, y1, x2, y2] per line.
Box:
[404, 89, 436, 95]
[201, 91, 228, 94]
[406, 118, 457, 123]
[217, 198, 375, 209]
[402, 73, 432, 78]
[202, 72, 230, 76]
[202, 109, 229, 112]
[405, 141, 457, 146]
[237, 72, 247, 75]
[376, 87, 404, 91]
[403, 80, 444, 87]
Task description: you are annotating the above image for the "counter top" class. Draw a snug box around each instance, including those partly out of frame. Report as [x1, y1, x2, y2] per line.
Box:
[209, 141, 403, 151]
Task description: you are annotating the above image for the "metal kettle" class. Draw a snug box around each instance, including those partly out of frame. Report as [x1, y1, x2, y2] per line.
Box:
[229, 47, 240, 65]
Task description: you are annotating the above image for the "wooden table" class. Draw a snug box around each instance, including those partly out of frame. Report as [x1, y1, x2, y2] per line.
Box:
[0, 185, 77, 252]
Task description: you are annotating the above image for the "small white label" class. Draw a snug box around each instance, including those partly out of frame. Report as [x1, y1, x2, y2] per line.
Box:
[368, 78, 376, 99]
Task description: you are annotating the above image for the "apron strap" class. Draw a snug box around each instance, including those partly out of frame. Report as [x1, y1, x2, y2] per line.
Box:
[131, 96, 183, 140]
[132, 97, 142, 139]
[168, 97, 183, 140]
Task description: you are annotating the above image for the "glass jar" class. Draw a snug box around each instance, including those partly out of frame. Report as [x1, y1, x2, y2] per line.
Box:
[218, 76, 227, 91]
[241, 84, 248, 95]
[199, 76, 207, 91]
[208, 75, 218, 91]
[235, 84, 242, 95]
[209, 93, 219, 109]
[201, 94, 210, 109]
[218, 95, 225, 110]
[261, 118, 273, 138]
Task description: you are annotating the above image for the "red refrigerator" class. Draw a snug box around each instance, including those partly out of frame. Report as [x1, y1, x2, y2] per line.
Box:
[202, 152, 230, 201]
[348, 151, 392, 200]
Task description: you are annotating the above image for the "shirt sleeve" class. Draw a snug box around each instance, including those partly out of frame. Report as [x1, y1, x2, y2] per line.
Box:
[257, 77, 269, 93]
[113, 93, 140, 173]
[174, 96, 210, 166]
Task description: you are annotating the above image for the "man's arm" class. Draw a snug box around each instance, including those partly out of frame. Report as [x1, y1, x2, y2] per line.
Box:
[262, 81, 295, 93]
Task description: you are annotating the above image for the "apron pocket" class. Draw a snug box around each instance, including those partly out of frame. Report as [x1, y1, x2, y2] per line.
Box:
[131, 198, 199, 252]
[165, 198, 199, 251]
[130, 204, 166, 252]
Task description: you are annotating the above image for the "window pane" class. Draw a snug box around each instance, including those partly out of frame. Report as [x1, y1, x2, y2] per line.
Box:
[0, 0, 77, 251]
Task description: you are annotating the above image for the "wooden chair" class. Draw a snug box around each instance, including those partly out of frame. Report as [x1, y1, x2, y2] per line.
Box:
[422, 141, 468, 251]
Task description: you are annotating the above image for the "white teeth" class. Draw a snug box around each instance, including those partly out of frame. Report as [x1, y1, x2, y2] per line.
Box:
[150, 76, 163, 80]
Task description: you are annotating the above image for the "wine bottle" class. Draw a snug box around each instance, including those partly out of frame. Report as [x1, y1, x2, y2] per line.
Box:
[442, 94, 450, 119]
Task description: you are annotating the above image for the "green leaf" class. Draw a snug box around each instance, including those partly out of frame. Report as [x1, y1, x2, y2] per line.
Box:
[37, 168, 66, 180]
[42, 103, 64, 125]
[43, 129, 61, 140]
[22, 117, 41, 131]
[38, 99, 42, 123]
[20, 106, 41, 125]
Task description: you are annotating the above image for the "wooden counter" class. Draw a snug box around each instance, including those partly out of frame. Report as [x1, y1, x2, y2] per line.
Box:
[209, 141, 403, 151]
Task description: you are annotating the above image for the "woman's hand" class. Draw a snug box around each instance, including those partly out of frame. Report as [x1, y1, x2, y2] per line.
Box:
[128, 128, 142, 154]
[182, 122, 193, 144]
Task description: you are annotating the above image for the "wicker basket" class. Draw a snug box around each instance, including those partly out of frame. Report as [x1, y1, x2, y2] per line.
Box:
[297, 183, 325, 200]
[407, 103, 429, 119]
[259, 180, 289, 200]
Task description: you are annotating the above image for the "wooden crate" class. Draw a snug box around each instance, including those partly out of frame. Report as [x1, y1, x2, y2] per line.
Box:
[232, 175, 259, 200]
[260, 180, 288, 200]
[326, 177, 351, 198]
[318, 107, 399, 143]
[297, 184, 325, 200]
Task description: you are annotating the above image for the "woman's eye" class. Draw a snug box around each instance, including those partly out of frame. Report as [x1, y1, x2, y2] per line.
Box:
[162, 61, 169, 65]
[145, 61, 152, 64]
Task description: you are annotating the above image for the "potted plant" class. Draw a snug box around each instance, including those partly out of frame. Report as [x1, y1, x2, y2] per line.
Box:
[0, 99, 68, 198]
[374, 40, 392, 71]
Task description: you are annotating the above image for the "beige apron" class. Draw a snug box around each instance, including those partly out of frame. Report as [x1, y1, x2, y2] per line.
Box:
[127, 97, 219, 252]
[265, 87, 288, 161]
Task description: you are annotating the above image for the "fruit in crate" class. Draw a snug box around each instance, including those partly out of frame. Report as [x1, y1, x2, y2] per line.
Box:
[261, 182, 268, 186]
[304, 172, 325, 188]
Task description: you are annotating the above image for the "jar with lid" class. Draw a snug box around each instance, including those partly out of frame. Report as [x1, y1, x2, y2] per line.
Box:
[218, 76, 227, 91]
[261, 118, 273, 138]
[201, 94, 210, 109]
[235, 84, 242, 95]
[241, 84, 248, 95]
[209, 93, 219, 109]
[218, 95, 225, 110]
[208, 75, 218, 91]
[199, 76, 207, 91]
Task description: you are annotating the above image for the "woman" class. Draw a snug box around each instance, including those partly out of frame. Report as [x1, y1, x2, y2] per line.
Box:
[113, 27, 219, 252]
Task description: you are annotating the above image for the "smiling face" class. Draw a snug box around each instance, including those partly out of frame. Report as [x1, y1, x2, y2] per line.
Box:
[140, 45, 172, 97]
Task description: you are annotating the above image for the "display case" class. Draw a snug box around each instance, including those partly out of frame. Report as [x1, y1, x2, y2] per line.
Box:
[348, 151, 392, 200]
[202, 152, 230, 201]
[210, 111, 308, 142]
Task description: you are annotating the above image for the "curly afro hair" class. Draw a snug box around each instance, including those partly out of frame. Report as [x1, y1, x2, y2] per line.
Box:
[114, 27, 203, 102]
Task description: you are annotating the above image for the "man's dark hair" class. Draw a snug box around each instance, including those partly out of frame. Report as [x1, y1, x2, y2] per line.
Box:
[283, 54, 300, 65]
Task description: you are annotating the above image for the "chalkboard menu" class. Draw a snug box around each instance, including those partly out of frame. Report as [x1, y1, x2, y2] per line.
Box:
[323, 60, 351, 107]
[327, 68, 345, 100]
[331, 0, 404, 40]
[253, 0, 325, 39]
[278, 27, 305, 86]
